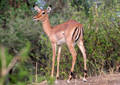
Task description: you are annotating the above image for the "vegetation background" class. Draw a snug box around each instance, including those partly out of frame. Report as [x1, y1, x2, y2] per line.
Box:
[0, 0, 120, 85]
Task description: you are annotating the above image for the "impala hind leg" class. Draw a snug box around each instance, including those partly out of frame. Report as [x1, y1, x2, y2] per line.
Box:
[77, 40, 87, 82]
[67, 43, 77, 82]
[51, 43, 57, 77]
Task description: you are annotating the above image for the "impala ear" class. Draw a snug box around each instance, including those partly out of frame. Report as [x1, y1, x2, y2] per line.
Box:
[47, 5, 52, 13]
[34, 6, 41, 12]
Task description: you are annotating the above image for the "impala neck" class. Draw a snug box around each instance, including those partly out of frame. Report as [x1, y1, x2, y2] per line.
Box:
[42, 16, 52, 36]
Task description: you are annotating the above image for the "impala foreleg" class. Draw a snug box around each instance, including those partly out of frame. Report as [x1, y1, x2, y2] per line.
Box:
[51, 43, 57, 77]
[56, 46, 62, 79]
[77, 40, 87, 81]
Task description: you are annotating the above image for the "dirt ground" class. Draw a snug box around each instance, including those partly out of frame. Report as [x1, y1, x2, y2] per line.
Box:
[34, 73, 120, 85]
[54, 73, 120, 85]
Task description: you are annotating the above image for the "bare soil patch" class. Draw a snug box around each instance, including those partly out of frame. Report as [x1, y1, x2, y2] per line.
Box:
[54, 73, 120, 85]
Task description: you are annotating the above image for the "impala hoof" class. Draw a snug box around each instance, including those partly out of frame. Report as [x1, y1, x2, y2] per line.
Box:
[83, 78, 87, 82]
[55, 80, 58, 84]
[67, 80, 70, 83]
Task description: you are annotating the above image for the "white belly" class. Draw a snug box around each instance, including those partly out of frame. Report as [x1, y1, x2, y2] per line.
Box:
[57, 38, 66, 45]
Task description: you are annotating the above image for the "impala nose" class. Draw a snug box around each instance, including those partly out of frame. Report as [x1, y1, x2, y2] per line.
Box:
[33, 17, 37, 21]
[33, 16, 39, 21]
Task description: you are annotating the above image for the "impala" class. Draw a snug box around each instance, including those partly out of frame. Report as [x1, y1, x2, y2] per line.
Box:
[33, 6, 87, 82]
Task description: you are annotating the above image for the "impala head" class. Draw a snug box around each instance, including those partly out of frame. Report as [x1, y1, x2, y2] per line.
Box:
[33, 6, 51, 21]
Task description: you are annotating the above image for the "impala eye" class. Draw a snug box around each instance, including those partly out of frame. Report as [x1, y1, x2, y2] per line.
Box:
[42, 11, 45, 15]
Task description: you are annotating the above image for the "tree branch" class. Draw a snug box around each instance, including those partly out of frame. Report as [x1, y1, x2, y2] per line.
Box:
[5, 56, 20, 76]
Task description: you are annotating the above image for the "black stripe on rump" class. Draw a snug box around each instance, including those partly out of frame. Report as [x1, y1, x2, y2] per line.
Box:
[75, 27, 81, 42]
[72, 27, 79, 42]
